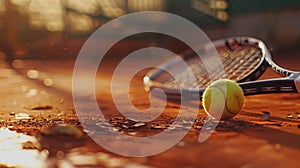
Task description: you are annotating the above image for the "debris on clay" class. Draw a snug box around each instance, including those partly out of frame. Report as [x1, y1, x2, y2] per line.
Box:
[38, 124, 86, 158]
[27, 105, 53, 110]
[287, 114, 294, 119]
[15, 113, 31, 120]
[40, 124, 84, 139]
[260, 111, 270, 121]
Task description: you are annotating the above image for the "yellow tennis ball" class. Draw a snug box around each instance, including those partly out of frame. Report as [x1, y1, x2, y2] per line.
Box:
[202, 79, 244, 120]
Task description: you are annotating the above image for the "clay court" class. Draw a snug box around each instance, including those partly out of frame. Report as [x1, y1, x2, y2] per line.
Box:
[0, 1, 300, 168]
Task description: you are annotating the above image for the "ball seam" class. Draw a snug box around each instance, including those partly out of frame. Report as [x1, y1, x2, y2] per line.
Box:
[210, 85, 237, 116]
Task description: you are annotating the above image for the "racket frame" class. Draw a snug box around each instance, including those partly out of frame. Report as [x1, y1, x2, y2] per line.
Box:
[144, 36, 300, 100]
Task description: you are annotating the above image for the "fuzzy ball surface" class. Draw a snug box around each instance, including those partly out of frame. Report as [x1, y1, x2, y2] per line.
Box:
[202, 79, 244, 120]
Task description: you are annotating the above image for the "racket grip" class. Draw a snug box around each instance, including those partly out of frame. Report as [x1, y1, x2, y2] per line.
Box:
[295, 75, 300, 93]
[240, 78, 298, 95]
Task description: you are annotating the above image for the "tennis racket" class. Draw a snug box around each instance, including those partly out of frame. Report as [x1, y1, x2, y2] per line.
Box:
[143, 36, 300, 100]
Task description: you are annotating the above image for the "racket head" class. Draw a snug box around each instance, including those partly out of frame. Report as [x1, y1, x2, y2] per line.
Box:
[144, 36, 269, 99]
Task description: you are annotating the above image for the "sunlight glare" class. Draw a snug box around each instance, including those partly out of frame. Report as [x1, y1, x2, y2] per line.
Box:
[0, 128, 46, 168]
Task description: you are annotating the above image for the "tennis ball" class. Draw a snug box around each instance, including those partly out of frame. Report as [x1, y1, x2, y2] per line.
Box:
[202, 79, 244, 120]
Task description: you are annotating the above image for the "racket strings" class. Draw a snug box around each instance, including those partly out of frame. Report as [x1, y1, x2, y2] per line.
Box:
[160, 45, 262, 89]
[192, 47, 261, 86]
[206, 48, 255, 80]
[232, 51, 262, 80]
[223, 47, 261, 80]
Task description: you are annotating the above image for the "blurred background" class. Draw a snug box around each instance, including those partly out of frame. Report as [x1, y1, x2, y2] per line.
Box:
[0, 1, 300, 167]
[0, 0, 300, 74]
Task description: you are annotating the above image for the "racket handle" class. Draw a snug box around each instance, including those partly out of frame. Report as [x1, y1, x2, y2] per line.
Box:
[295, 74, 300, 93]
[240, 78, 298, 95]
